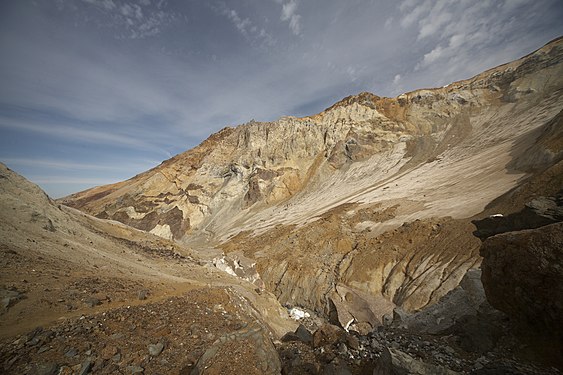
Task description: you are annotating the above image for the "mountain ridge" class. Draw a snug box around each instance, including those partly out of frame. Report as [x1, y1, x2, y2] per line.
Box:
[60, 37, 563, 245]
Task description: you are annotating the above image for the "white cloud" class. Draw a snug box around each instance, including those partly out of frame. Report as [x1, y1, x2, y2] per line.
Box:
[400, 0, 431, 28]
[82, 0, 116, 11]
[417, 10, 452, 39]
[281, 0, 297, 20]
[216, 4, 275, 46]
[393, 74, 401, 85]
[280, 0, 302, 36]
[399, 0, 555, 81]
[230, 10, 251, 35]
[78, 0, 174, 39]
[418, 45, 444, 69]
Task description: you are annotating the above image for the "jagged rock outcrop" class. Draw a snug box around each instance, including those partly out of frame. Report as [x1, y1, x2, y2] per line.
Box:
[480, 222, 563, 355]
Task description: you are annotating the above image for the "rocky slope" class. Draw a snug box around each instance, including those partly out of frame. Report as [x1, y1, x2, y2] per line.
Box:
[60, 38, 563, 328]
[61, 38, 563, 243]
[0, 163, 295, 374]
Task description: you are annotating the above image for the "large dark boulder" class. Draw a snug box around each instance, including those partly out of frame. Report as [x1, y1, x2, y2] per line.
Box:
[480, 222, 563, 361]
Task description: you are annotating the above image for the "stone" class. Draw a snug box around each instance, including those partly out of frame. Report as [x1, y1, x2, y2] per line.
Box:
[348, 321, 372, 336]
[346, 335, 360, 350]
[472, 194, 562, 240]
[101, 345, 118, 360]
[64, 347, 78, 357]
[32, 362, 58, 375]
[312, 324, 346, 348]
[84, 297, 100, 308]
[190, 324, 281, 375]
[78, 360, 93, 375]
[398, 269, 487, 335]
[324, 361, 353, 375]
[127, 365, 144, 374]
[391, 307, 409, 328]
[1, 288, 24, 310]
[295, 324, 313, 344]
[148, 342, 164, 356]
[374, 347, 461, 375]
[137, 290, 148, 300]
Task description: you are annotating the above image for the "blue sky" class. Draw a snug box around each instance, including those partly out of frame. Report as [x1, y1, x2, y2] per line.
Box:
[1, 0, 562, 198]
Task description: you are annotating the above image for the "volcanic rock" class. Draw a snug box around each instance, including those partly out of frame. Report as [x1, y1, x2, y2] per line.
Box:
[480, 222, 563, 358]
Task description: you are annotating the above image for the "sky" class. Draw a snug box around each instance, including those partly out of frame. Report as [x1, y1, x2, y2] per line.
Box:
[1, 0, 562, 198]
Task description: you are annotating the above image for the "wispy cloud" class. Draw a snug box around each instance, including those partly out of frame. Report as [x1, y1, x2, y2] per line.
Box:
[0, 117, 152, 150]
[398, 0, 560, 84]
[28, 176, 121, 185]
[214, 2, 275, 47]
[1, 158, 158, 172]
[280, 0, 302, 36]
[70, 0, 176, 39]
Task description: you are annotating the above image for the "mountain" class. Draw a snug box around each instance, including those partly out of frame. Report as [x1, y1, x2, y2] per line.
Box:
[62, 38, 562, 243]
[1, 38, 562, 374]
[60, 37, 563, 324]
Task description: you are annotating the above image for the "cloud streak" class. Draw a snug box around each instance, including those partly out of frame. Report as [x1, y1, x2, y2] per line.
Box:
[214, 2, 275, 46]
[280, 0, 302, 36]
[398, 0, 560, 84]
[1, 158, 158, 172]
[75, 0, 176, 39]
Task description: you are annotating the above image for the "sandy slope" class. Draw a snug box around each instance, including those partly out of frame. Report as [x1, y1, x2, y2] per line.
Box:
[0, 163, 294, 342]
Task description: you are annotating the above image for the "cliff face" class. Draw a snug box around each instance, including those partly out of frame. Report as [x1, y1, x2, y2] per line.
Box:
[60, 38, 563, 324]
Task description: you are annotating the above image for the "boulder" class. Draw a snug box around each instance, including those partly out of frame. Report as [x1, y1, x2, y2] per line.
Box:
[480, 222, 563, 346]
[312, 324, 346, 348]
[280, 324, 312, 344]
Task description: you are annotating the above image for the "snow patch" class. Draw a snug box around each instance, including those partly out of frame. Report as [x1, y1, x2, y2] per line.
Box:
[289, 307, 310, 320]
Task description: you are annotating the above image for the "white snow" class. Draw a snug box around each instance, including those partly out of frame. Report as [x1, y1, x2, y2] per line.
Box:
[490, 213, 504, 218]
[289, 307, 310, 320]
